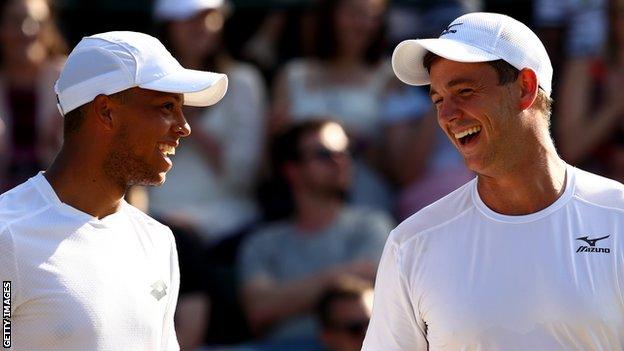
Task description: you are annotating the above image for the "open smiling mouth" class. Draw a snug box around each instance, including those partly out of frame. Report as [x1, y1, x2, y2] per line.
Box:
[455, 126, 482, 146]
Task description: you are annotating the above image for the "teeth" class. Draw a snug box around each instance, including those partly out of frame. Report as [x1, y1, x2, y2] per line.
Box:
[158, 144, 175, 156]
[454, 126, 481, 139]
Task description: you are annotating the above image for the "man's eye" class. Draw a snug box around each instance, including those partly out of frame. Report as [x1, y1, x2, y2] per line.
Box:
[432, 98, 442, 105]
[162, 102, 174, 111]
[459, 89, 473, 95]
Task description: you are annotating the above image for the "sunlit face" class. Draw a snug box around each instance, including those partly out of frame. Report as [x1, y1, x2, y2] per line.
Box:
[334, 0, 384, 57]
[295, 123, 352, 197]
[103, 88, 191, 188]
[429, 58, 526, 176]
[321, 292, 373, 351]
[0, 0, 49, 64]
[167, 9, 224, 66]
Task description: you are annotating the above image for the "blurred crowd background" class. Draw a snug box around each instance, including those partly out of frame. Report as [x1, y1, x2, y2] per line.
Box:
[1, 0, 623, 350]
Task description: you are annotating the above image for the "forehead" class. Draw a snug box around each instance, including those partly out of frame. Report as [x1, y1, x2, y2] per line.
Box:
[299, 123, 349, 151]
[428, 59, 498, 92]
[128, 87, 184, 103]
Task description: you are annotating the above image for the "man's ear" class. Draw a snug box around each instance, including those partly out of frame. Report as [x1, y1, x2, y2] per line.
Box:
[92, 94, 115, 130]
[517, 68, 538, 111]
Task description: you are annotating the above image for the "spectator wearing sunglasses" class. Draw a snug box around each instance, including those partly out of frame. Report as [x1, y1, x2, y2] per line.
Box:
[239, 119, 393, 344]
[316, 280, 374, 351]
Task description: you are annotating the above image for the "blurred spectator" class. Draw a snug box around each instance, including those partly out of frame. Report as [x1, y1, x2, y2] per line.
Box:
[386, 0, 480, 46]
[534, 0, 607, 75]
[271, 0, 395, 212]
[316, 280, 374, 351]
[380, 82, 473, 219]
[239, 119, 392, 343]
[149, 0, 267, 243]
[240, 6, 316, 83]
[552, 0, 624, 182]
[0, 0, 66, 191]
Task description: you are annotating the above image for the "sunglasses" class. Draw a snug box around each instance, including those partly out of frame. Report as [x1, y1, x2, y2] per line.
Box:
[329, 320, 369, 336]
[299, 147, 350, 162]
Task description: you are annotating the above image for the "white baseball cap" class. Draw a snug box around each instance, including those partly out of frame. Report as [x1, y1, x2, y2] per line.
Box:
[392, 12, 553, 96]
[54, 31, 228, 115]
[154, 0, 224, 22]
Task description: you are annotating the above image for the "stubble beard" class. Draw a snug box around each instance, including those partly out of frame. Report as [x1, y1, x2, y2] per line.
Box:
[103, 126, 163, 189]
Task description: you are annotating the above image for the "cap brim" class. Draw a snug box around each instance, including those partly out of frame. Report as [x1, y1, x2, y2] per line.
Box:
[392, 38, 501, 86]
[139, 68, 228, 107]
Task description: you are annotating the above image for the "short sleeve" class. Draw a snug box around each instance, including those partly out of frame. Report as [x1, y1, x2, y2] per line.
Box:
[350, 211, 394, 264]
[162, 231, 180, 351]
[362, 232, 428, 350]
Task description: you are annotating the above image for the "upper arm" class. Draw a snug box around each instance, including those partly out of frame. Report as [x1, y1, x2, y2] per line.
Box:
[352, 212, 394, 264]
[362, 235, 428, 350]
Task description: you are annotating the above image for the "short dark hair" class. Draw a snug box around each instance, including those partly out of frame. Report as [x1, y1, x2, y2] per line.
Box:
[62, 89, 133, 137]
[63, 105, 87, 137]
[270, 118, 337, 172]
[422, 51, 552, 120]
[316, 280, 372, 328]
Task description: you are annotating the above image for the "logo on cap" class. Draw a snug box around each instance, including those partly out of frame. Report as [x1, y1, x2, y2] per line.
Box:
[440, 23, 463, 36]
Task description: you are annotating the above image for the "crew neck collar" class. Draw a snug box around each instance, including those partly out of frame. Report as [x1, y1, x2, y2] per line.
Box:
[33, 171, 128, 226]
[472, 164, 575, 223]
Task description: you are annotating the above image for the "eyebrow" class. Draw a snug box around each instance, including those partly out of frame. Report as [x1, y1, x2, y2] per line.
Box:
[429, 78, 477, 97]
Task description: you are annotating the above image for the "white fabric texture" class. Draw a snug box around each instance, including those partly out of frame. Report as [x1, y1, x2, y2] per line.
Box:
[0, 173, 180, 351]
[363, 165, 624, 350]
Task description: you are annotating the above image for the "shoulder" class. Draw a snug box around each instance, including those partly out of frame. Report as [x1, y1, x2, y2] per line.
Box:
[571, 166, 624, 211]
[390, 178, 476, 247]
[341, 206, 395, 229]
[122, 203, 174, 240]
[242, 220, 292, 250]
[227, 62, 265, 88]
[0, 176, 51, 230]
[279, 58, 318, 80]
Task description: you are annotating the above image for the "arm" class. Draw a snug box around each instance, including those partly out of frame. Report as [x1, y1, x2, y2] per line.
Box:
[175, 293, 209, 351]
[362, 234, 428, 350]
[556, 59, 624, 163]
[269, 65, 293, 136]
[241, 262, 376, 336]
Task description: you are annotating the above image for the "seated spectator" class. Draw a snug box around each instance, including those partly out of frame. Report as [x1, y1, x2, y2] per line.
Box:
[316, 280, 374, 351]
[150, 0, 267, 243]
[239, 119, 393, 343]
[271, 0, 395, 212]
[0, 0, 66, 191]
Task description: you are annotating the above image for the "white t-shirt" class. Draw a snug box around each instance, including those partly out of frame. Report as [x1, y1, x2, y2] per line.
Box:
[0, 173, 180, 351]
[363, 165, 624, 350]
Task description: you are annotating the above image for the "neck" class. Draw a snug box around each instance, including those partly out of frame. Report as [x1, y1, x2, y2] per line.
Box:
[44, 146, 126, 219]
[294, 191, 343, 232]
[477, 140, 567, 215]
